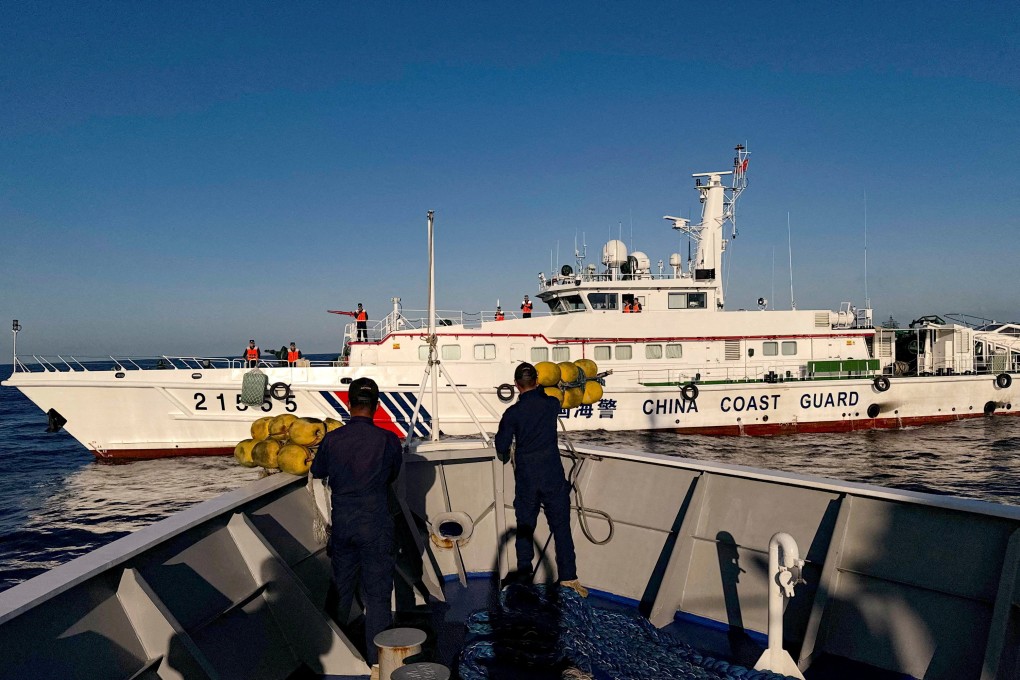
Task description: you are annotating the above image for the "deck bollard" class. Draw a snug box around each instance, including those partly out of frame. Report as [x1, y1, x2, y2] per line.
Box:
[391, 662, 450, 680]
[374, 628, 429, 680]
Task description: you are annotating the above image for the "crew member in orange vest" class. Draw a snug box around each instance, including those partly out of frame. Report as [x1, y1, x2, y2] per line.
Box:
[286, 342, 302, 366]
[622, 301, 632, 313]
[521, 296, 533, 318]
[243, 339, 260, 367]
[333, 304, 369, 341]
[632, 299, 642, 313]
[495, 306, 505, 321]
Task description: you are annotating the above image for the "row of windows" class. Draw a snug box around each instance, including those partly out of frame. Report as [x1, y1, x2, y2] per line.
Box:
[418, 340, 796, 362]
[550, 291, 711, 313]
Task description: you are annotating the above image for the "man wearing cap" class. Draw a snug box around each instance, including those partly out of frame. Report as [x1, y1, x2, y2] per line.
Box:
[311, 377, 403, 666]
[495, 362, 586, 596]
[520, 295, 533, 318]
[242, 339, 260, 368]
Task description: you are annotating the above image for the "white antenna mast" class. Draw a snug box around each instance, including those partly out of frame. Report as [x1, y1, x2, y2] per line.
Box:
[771, 246, 775, 309]
[787, 212, 796, 310]
[863, 189, 870, 309]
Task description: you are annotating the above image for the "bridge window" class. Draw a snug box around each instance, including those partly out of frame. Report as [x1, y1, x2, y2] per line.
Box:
[616, 345, 633, 360]
[587, 292, 618, 310]
[668, 293, 688, 309]
[418, 345, 429, 360]
[782, 341, 797, 356]
[594, 345, 611, 361]
[763, 342, 779, 356]
[531, 347, 548, 362]
[666, 343, 682, 359]
[646, 344, 663, 359]
[549, 294, 586, 315]
[474, 344, 496, 360]
[441, 345, 461, 360]
[687, 293, 706, 309]
[552, 346, 571, 361]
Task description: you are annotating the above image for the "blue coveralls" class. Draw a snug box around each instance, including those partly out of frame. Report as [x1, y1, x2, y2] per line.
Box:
[495, 388, 578, 581]
[310, 415, 403, 665]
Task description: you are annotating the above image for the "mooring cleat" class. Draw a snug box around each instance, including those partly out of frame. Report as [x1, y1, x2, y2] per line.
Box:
[560, 579, 588, 598]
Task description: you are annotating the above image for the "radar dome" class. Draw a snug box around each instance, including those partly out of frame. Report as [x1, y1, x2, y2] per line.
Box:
[630, 251, 650, 272]
[668, 253, 681, 267]
[602, 240, 628, 267]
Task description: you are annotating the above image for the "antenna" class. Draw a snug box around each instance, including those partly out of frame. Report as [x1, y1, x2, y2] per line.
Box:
[787, 212, 796, 310]
[864, 189, 870, 309]
[771, 246, 776, 311]
[629, 209, 634, 252]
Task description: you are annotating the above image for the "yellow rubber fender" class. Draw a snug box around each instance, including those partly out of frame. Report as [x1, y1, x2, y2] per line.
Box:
[323, 417, 344, 432]
[250, 416, 273, 441]
[234, 438, 258, 467]
[562, 386, 584, 409]
[278, 443, 313, 475]
[269, 413, 298, 440]
[558, 361, 580, 384]
[543, 386, 564, 404]
[581, 381, 603, 406]
[574, 359, 598, 380]
[252, 439, 282, 470]
[535, 361, 561, 387]
[289, 417, 326, 446]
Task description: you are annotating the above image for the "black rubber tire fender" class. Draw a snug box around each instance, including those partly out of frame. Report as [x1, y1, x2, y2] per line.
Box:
[269, 382, 292, 401]
[681, 382, 699, 401]
[496, 383, 515, 403]
[995, 373, 1012, 389]
[874, 376, 891, 392]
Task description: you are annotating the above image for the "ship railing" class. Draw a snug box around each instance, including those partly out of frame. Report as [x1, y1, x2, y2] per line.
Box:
[345, 308, 551, 340]
[538, 271, 681, 291]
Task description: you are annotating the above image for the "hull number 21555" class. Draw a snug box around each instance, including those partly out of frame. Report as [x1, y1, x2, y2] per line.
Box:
[193, 392, 297, 413]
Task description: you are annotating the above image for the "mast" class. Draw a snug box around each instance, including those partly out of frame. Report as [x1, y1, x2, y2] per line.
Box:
[664, 144, 749, 310]
[427, 210, 439, 441]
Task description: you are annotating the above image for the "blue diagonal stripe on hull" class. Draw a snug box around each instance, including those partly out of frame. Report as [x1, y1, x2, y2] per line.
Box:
[319, 391, 350, 421]
[389, 391, 431, 437]
[383, 391, 430, 438]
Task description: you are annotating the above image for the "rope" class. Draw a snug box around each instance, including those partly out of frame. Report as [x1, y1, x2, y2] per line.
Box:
[458, 584, 790, 680]
[306, 475, 331, 546]
[559, 419, 614, 546]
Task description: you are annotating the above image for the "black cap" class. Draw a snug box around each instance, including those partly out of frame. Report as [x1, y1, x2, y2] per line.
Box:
[514, 362, 537, 385]
[249, 339, 255, 343]
[349, 377, 379, 406]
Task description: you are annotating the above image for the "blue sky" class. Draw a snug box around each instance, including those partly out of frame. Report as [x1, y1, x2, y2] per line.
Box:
[1, 2, 1017, 357]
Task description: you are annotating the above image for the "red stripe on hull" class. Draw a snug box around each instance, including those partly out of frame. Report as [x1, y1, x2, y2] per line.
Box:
[672, 411, 1020, 436]
[92, 446, 235, 462]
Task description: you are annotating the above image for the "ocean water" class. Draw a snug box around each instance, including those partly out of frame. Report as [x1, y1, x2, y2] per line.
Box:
[2, 363, 1019, 594]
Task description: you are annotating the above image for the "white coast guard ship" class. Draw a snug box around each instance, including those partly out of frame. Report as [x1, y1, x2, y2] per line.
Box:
[4, 146, 1019, 459]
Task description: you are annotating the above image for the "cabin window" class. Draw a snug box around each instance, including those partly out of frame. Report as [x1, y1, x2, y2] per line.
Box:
[550, 294, 586, 315]
[587, 292, 618, 310]
[531, 347, 549, 362]
[763, 342, 779, 356]
[552, 346, 571, 362]
[616, 345, 633, 360]
[666, 343, 682, 359]
[418, 345, 429, 360]
[594, 345, 611, 361]
[782, 341, 797, 356]
[668, 293, 688, 309]
[646, 344, 663, 359]
[687, 292, 707, 309]
[474, 344, 496, 360]
[441, 345, 461, 360]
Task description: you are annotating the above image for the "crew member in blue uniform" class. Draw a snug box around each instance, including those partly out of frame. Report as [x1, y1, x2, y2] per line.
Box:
[495, 362, 586, 596]
[310, 377, 403, 665]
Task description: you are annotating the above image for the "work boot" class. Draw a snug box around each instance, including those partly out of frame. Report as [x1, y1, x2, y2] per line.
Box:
[560, 579, 588, 598]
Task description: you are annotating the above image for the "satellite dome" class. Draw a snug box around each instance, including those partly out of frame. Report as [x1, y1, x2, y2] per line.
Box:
[602, 240, 628, 266]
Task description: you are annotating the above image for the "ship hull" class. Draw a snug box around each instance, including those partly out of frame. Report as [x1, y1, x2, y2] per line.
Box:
[5, 364, 1017, 459]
